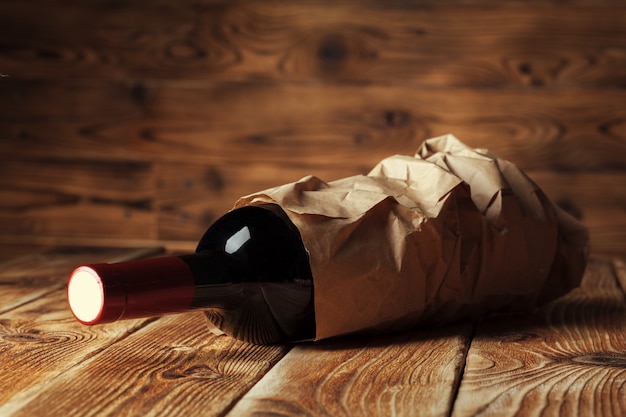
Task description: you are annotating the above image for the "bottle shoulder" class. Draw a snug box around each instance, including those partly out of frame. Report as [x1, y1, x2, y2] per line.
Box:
[196, 205, 312, 284]
[193, 205, 316, 343]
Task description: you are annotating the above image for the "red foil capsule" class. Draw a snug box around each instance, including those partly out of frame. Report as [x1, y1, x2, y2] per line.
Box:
[67, 256, 195, 325]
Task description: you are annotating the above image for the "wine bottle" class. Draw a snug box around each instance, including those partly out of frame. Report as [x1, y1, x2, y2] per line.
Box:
[68, 136, 590, 345]
[67, 204, 316, 344]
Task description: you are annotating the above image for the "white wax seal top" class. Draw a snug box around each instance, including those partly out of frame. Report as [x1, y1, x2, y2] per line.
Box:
[67, 266, 104, 324]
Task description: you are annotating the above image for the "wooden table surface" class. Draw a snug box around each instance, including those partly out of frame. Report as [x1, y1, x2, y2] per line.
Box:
[0, 245, 625, 417]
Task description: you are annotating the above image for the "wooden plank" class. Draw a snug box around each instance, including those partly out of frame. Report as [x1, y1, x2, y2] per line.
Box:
[156, 160, 369, 240]
[0, 202, 156, 240]
[0, 246, 162, 315]
[0, 157, 153, 201]
[0, 2, 624, 87]
[529, 172, 626, 255]
[0, 157, 156, 240]
[0, 243, 50, 263]
[0, 234, 197, 254]
[451, 257, 626, 416]
[1, 312, 291, 417]
[129, 85, 626, 172]
[1, 81, 625, 171]
[530, 171, 626, 215]
[612, 257, 626, 299]
[0, 290, 156, 414]
[0, 247, 164, 411]
[228, 322, 474, 417]
[582, 208, 626, 255]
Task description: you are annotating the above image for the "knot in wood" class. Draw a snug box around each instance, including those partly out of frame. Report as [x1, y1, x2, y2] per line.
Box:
[318, 35, 348, 64]
[570, 353, 626, 368]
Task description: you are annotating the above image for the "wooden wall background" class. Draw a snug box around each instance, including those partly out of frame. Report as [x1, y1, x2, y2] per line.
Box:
[0, 0, 625, 253]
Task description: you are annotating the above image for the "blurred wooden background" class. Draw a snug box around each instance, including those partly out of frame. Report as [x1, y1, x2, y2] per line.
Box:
[0, 0, 624, 253]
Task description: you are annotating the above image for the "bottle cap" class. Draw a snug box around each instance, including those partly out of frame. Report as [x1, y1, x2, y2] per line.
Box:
[67, 256, 195, 325]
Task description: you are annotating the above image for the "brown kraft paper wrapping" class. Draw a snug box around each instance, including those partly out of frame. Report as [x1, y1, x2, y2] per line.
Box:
[234, 134, 590, 340]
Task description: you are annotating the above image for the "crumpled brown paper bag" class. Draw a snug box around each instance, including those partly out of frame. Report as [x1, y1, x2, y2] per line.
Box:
[235, 134, 590, 340]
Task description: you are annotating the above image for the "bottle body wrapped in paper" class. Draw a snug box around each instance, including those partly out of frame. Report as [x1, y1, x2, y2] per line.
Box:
[234, 134, 589, 340]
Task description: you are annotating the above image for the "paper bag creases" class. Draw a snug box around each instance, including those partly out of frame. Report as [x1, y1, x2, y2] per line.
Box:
[234, 134, 590, 340]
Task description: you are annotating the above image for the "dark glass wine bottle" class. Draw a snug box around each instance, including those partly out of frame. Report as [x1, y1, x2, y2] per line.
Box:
[66, 204, 316, 344]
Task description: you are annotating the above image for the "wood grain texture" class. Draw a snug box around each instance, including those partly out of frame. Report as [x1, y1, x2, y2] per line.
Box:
[0, 157, 156, 239]
[0, 2, 624, 87]
[156, 160, 367, 240]
[529, 172, 626, 255]
[612, 257, 626, 302]
[2, 81, 624, 170]
[228, 322, 474, 417]
[0, 247, 163, 411]
[2, 313, 290, 417]
[0, 243, 50, 262]
[0, 290, 155, 413]
[451, 258, 626, 417]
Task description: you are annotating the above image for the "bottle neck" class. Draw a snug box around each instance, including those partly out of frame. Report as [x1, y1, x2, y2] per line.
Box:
[67, 252, 234, 325]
